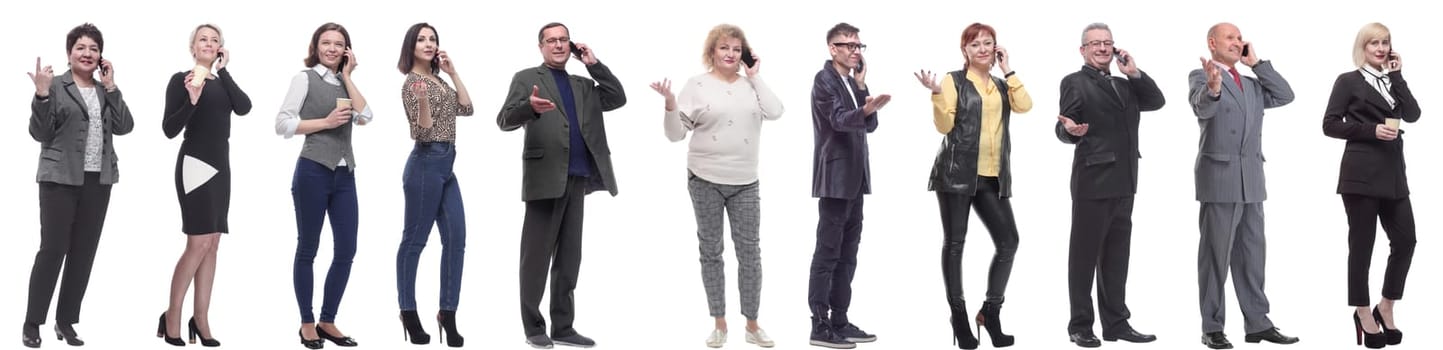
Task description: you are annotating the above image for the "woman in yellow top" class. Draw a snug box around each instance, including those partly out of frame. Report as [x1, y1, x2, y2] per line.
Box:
[913, 22, 1031, 349]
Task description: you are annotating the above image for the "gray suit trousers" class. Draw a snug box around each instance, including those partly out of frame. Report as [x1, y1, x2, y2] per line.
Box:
[1198, 202, 1275, 333]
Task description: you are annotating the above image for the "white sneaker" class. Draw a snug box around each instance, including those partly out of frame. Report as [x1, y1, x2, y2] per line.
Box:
[707, 329, 727, 348]
[746, 328, 775, 348]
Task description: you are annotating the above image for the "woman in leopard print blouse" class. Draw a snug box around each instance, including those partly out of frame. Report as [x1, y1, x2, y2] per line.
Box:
[393, 22, 475, 348]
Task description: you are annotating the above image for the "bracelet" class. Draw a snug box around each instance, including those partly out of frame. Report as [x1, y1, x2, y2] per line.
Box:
[35, 93, 49, 101]
[1004, 71, 1016, 78]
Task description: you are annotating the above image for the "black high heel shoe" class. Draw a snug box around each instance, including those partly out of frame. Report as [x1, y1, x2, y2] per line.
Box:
[188, 317, 221, 347]
[54, 323, 84, 346]
[22, 322, 41, 348]
[400, 311, 430, 345]
[948, 299, 979, 349]
[1354, 311, 1386, 349]
[1373, 306, 1402, 345]
[298, 329, 324, 349]
[157, 313, 184, 346]
[437, 310, 464, 348]
[976, 301, 1015, 347]
[316, 324, 358, 347]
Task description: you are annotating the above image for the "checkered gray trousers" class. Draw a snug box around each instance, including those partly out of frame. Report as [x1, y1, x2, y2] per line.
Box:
[687, 175, 763, 319]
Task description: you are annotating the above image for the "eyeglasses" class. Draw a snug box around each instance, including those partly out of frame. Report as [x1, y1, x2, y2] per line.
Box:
[543, 37, 571, 46]
[1083, 40, 1115, 48]
[831, 42, 867, 52]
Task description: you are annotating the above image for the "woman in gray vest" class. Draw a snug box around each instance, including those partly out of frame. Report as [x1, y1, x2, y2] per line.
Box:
[22, 23, 134, 348]
[274, 22, 373, 349]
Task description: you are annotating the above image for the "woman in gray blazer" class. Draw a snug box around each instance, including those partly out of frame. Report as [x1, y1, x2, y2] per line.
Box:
[22, 23, 135, 348]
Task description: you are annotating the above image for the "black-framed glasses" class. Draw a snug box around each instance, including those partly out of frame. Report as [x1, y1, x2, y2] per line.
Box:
[1083, 40, 1115, 48]
[831, 42, 867, 52]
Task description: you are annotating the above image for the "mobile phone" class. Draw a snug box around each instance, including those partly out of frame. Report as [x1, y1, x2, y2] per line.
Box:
[338, 44, 352, 73]
[1241, 44, 1250, 57]
[431, 56, 441, 74]
[854, 57, 865, 73]
[1113, 48, 1128, 65]
[740, 45, 757, 67]
[996, 49, 1004, 60]
[1388, 49, 1398, 61]
[97, 55, 107, 75]
[569, 42, 583, 59]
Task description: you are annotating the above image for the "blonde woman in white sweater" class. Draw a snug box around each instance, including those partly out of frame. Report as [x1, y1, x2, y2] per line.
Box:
[649, 23, 785, 348]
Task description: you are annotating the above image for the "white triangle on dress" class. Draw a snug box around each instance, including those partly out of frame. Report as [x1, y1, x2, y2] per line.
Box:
[182, 155, 218, 195]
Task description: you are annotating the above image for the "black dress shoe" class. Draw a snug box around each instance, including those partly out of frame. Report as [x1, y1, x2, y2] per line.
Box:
[54, 323, 84, 346]
[1103, 325, 1157, 343]
[1244, 327, 1299, 344]
[1069, 331, 1101, 348]
[1201, 332, 1233, 349]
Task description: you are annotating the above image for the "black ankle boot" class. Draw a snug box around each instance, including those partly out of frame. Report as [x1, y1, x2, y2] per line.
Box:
[948, 298, 979, 349]
[400, 310, 430, 345]
[437, 310, 463, 347]
[977, 301, 1015, 347]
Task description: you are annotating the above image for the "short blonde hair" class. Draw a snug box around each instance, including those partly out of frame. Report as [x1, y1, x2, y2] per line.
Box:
[702, 24, 748, 70]
[1352, 22, 1389, 68]
[191, 23, 223, 48]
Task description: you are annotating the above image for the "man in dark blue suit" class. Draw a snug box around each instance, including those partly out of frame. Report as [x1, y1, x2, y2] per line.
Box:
[806, 22, 893, 350]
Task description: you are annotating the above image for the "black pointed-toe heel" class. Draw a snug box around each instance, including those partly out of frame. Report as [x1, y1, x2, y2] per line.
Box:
[1372, 307, 1402, 345]
[316, 325, 357, 347]
[1354, 311, 1386, 349]
[22, 323, 41, 348]
[437, 310, 464, 348]
[157, 313, 184, 346]
[54, 323, 85, 346]
[400, 311, 430, 345]
[188, 317, 221, 347]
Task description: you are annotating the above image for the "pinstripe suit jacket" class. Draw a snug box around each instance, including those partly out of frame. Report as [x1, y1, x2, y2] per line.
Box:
[1186, 61, 1293, 203]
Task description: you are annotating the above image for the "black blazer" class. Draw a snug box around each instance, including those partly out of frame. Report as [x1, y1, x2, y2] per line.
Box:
[1055, 66, 1165, 200]
[928, 70, 1013, 196]
[497, 62, 626, 202]
[810, 60, 877, 199]
[1322, 69, 1421, 199]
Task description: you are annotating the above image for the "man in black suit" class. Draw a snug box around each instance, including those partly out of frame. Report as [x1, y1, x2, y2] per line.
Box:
[806, 22, 892, 350]
[497, 22, 626, 349]
[1054, 23, 1165, 348]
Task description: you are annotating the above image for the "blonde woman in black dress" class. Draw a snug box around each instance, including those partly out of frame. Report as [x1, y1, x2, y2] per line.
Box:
[158, 23, 251, 347]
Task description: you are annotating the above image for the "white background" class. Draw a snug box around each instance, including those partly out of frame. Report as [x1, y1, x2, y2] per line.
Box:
[1, 0, 1438, 349]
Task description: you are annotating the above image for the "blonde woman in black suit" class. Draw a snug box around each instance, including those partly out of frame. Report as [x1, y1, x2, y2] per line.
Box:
[1321, 22, 1420, 349]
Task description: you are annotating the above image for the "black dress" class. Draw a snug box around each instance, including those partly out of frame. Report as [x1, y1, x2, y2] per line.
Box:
[163, 68, 251, 234]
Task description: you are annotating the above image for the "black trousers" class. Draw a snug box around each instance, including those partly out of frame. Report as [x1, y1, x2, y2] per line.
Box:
[519, 176, 587, 337]
[937, 176, 1019, 307]
[1067, 196, 1135, 334]
[1342, 194, 1416, 306]
[808, 192, 864, 327]
[26, 173, 112, 325]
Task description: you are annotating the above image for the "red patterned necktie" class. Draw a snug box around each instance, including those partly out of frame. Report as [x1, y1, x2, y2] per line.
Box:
[1228, 67, 1242, 91]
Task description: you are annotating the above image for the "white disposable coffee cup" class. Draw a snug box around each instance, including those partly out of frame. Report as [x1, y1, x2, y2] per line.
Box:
[336, 98, 352, 110]
[1385, 118, 1401, 129]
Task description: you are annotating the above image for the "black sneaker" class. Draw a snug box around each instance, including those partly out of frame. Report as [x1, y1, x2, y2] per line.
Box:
[810, 318, 856, 349]
[834, 323, 877, 343]
[553, 333, 596, 348]
[526, 334, 554, 349]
